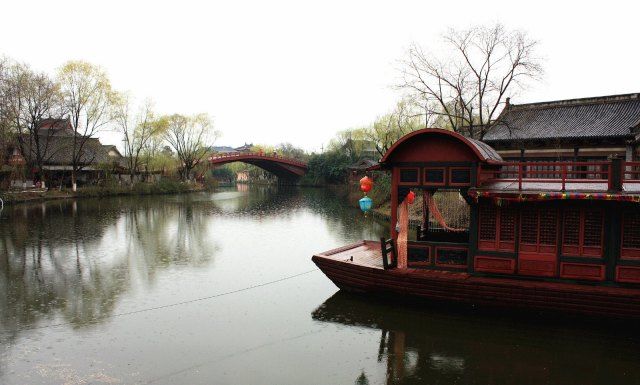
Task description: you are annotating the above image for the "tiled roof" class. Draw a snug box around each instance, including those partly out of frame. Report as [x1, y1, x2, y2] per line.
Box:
[484, 93, 640, 142]
[19, 135, 114, 166]
[468, 138, 503, 162]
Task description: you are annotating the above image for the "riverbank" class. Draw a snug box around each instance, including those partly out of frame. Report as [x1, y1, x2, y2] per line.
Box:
[0, 179, 203, 204]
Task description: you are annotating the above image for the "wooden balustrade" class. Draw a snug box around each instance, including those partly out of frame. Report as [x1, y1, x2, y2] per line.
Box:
[478, 161, 616, 191]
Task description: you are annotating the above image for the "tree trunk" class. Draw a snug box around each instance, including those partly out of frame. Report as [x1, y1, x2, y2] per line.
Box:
[71, 170, 77, 192]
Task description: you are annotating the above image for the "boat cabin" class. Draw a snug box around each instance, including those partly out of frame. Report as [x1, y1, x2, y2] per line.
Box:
[376, 128, 640, 285]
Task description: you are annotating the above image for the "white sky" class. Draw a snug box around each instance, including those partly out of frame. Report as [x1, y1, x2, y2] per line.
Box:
[1, 0, 639, 152]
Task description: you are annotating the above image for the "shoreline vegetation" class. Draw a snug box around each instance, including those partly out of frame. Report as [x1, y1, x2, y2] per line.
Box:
[0, 180, 395, 220]
[0, 179, 202, 204]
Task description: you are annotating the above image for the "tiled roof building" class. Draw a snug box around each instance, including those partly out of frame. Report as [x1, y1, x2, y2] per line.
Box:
[484, 93, 640, 161]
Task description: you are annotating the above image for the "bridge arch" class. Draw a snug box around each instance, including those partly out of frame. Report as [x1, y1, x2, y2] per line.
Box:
[209, 153, 308, 182]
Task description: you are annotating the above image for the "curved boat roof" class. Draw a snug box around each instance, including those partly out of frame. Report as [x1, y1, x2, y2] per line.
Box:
[379, 128, 503, 164]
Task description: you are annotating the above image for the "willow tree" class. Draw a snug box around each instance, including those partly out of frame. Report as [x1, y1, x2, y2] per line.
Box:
[0, 56, 9, 166]
[1, 62, 63, 187]
[365, 99, 424, 156]
[57, 61, 115, 191]
[163, 113, 217, 181]
[113, 95, 164, 181]
[399, 23, 542, 139]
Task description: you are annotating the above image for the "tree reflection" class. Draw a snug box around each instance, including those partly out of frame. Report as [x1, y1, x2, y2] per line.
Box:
[312, 291, 640, 385]
[0, 197, 219, 341]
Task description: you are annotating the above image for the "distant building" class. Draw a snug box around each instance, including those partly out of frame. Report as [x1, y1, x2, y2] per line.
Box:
[484, 93, 640, 161]
[210, 145, 237, 154]
[236, 170, 249, 182]
[234, 143, 253, 153]
[4, 118, 125, 188]
[342, 138, 379, 160]
[348, 158, 379, 183]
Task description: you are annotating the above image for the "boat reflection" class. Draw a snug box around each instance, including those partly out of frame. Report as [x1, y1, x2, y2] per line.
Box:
[312, 291, 640, 385]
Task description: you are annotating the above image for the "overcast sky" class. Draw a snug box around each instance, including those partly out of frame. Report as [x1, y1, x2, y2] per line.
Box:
[1, 0, 639, 151]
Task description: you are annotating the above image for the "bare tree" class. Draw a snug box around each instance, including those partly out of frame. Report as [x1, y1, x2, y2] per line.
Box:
[57, 61, 115, 191]
[399, 23, 542, 139]
[164, 113, 217, 181]
[113, 94, 162, 182]
[0, 56, 11, 166]
[1, 62, 64, 187]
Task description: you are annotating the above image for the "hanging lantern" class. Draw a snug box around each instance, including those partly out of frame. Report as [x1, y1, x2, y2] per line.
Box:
[360, 183, 372, 193]
[359, 176, 373, 192]
[406, 191, 415, 204]
[359, 196, 373, 213]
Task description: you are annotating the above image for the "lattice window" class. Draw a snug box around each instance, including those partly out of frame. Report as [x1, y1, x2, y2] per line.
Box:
[563, 209, 580, 246]
[520, 207, 538, 244]
[479, 203, 497, 241]
[539, 210, 558, 245]
[583, 210, 603, 247]
[399, 168, 419, 184]
[622, 210, 640, 249]
[499, 207, 516, 242]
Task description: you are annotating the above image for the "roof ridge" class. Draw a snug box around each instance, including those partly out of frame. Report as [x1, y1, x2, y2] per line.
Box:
[509, 93, 640, 110]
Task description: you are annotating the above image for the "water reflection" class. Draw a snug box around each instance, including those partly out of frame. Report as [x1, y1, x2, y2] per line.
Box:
[0, 185, 390, 384]
[0, 186, 384, 341]
[312, 291, 640, 385]
[0, 196, 220, 341]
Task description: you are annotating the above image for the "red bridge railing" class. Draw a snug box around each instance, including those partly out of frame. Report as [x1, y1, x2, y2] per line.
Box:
[208, 152, 307, 168]
[478, 160, 631, 191]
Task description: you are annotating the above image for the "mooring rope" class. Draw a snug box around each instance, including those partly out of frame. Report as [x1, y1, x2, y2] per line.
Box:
[144, 328, 326, 384]
[1, 268, 320, 334]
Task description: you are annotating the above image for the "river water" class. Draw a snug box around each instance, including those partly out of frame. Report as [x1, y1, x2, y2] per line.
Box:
[1, 186, 640, 384]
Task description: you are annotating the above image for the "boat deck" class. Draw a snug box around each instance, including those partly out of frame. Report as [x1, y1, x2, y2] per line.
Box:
[317, 241, 386, 269]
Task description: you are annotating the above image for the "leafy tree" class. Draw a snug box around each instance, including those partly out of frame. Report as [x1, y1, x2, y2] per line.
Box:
[275, 142, 306, 160]
[57, 60, 116, 190]
[364, 99, 423, 156]
[1, 61, 64, 186]
[163, 113, 218, 181]
[113, 95, 164, 180]
[305, 150, 351, 185]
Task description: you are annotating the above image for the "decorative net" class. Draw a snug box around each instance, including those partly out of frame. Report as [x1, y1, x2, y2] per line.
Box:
[397, 199, 408, 269]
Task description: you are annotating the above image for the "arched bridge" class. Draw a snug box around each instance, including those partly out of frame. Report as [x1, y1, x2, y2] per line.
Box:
[208, 152, 308, 181]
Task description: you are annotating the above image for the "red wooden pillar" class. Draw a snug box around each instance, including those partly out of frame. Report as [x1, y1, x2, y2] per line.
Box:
[390, 167, 399, 240]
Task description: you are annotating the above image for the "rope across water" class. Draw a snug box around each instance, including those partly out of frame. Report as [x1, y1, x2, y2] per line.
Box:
[1, 268, 320, 334]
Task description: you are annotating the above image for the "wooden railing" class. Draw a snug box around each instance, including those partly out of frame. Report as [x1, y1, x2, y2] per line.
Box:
[623, 161, 640, 183]
[479, 160, 615, 191]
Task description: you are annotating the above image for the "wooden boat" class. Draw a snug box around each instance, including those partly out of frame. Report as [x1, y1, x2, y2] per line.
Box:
[312, 128, 640, 318]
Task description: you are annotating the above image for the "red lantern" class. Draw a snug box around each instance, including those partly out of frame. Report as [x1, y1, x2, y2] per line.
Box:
[360, 183, 372, 193]
[359, 176, 373, 188]
[407, 191, 415, 204]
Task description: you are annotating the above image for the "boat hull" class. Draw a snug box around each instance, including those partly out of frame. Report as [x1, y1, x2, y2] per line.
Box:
[312, 241, 640, 319]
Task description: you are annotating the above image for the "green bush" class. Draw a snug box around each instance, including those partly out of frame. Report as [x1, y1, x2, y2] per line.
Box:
[301, 150, 351, 185]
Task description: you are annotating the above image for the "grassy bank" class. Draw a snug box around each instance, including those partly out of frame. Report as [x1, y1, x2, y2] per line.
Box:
[0, 179, 201, 204]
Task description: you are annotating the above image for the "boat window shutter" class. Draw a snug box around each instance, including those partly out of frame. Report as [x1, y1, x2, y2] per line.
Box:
[582, 209, 603, 256]
[538, 208, 558, 254]
[479, 203, 497, 243]
[479, 202, 516, 251]
[622, 208, 640, 258]
[520, 207, 538, 245]
[562, 208, 602, 257]
[563, 209, 580, 255]
[499, 207, 516, 242]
